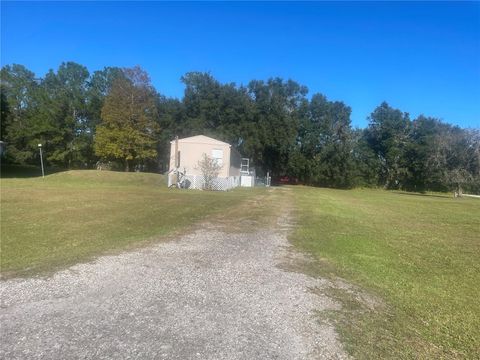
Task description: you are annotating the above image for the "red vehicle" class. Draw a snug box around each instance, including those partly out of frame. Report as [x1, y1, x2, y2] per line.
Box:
[274, 176, 299, 185]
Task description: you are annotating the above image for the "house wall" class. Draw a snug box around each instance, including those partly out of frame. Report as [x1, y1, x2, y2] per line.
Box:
[169, 140, 231, 177]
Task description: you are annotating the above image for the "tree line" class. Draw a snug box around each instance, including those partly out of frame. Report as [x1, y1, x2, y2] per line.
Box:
[1, 62, 479, 193]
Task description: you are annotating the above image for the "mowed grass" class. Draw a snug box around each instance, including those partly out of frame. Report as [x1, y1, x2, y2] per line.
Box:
[1, 170, 261, 277]
[3, 171, 479, 357]
[291, 187, 480, 358]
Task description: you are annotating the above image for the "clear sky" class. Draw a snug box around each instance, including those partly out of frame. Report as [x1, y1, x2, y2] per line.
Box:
[1, 1, 479, 128]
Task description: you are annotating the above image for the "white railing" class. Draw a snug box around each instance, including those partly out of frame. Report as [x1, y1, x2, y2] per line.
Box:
[169, 174, 240, 191]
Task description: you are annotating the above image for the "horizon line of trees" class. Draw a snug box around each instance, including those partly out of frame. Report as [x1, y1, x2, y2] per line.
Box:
[1, 62, 479, 193]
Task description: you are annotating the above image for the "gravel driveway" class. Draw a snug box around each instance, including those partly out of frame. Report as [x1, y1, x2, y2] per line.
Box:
[0, 212, 348, 359]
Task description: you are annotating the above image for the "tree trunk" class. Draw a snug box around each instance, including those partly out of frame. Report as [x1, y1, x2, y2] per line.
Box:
[125, 159, 130, 172]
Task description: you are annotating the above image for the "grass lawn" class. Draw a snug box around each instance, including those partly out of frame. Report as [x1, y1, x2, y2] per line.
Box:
[1, 170, 262, 277]
[291, 187, 480, 359]
[3, 169, 479, 358]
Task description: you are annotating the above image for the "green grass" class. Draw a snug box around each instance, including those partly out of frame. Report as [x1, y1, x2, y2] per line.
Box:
[1, 170, 261, 277]
[291, 187, 480, 359]
[3, 171, 479, 357]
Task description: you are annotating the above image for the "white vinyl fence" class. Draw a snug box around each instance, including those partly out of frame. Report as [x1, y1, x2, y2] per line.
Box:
[169, 174, 240, 191]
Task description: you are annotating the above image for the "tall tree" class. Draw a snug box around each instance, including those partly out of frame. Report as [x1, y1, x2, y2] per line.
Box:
[366, 102, 411, 189]
[40, 62, 91, 167]
[180, 72, 253, 146]
[94, 66, 160, 171]
[295, 93, 355, 187]
[350, 128, 381, 186]
[402, 116, 449, 191]
[0, 64, 39, 163]
[86, 67, 124, 128]
[0, 88, 9, 141]
[428, 125, 480, 194]
[247, 78, 308, 176]
[82, 67, 124, 167]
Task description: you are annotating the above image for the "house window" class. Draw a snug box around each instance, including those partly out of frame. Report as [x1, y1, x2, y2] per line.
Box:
[211, 149, 223, 166]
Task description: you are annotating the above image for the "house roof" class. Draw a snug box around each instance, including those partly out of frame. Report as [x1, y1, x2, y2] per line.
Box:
[171, 135, 231, 147]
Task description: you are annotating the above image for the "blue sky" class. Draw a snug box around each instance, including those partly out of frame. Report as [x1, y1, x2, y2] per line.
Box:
[2, 1, 479, 128]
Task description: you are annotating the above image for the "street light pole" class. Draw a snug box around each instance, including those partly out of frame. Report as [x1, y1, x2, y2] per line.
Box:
[38, 144, 45, 178]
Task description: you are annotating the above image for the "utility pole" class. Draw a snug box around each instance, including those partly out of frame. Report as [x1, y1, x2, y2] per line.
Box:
[38, 144, 45, 178]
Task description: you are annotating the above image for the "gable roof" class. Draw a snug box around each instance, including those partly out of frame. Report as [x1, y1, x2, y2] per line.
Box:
[171, 135, 231, 147]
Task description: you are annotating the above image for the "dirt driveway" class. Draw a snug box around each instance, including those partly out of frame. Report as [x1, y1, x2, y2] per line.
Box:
[0, 207, 348, 359]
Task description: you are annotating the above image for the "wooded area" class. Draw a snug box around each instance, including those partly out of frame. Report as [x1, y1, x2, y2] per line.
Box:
[1, 62, 479, 193]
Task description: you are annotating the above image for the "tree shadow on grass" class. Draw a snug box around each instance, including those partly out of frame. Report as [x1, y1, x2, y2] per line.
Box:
[0, 164, 66, 179]
[391, 191, 451, 199]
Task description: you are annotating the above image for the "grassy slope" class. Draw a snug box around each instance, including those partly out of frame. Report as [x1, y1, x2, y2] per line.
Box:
[291, 187, 480, 359]
[1, 170, 259, 277]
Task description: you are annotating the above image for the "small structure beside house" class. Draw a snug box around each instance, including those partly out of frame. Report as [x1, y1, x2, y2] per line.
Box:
[168, 135, 242, 190]
[240, 158, 255, 187]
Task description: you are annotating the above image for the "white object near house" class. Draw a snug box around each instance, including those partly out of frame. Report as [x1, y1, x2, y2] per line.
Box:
[240, 176, 253, 187]
[239, 157, 254, 188]
[168, 135, 242, 190]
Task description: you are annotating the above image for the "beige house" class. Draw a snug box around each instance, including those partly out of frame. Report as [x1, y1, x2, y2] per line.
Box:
[169, 135, 241, 178]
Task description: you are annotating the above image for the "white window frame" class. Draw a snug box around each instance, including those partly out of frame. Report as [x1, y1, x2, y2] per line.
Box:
[211, 149, 223, 166]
